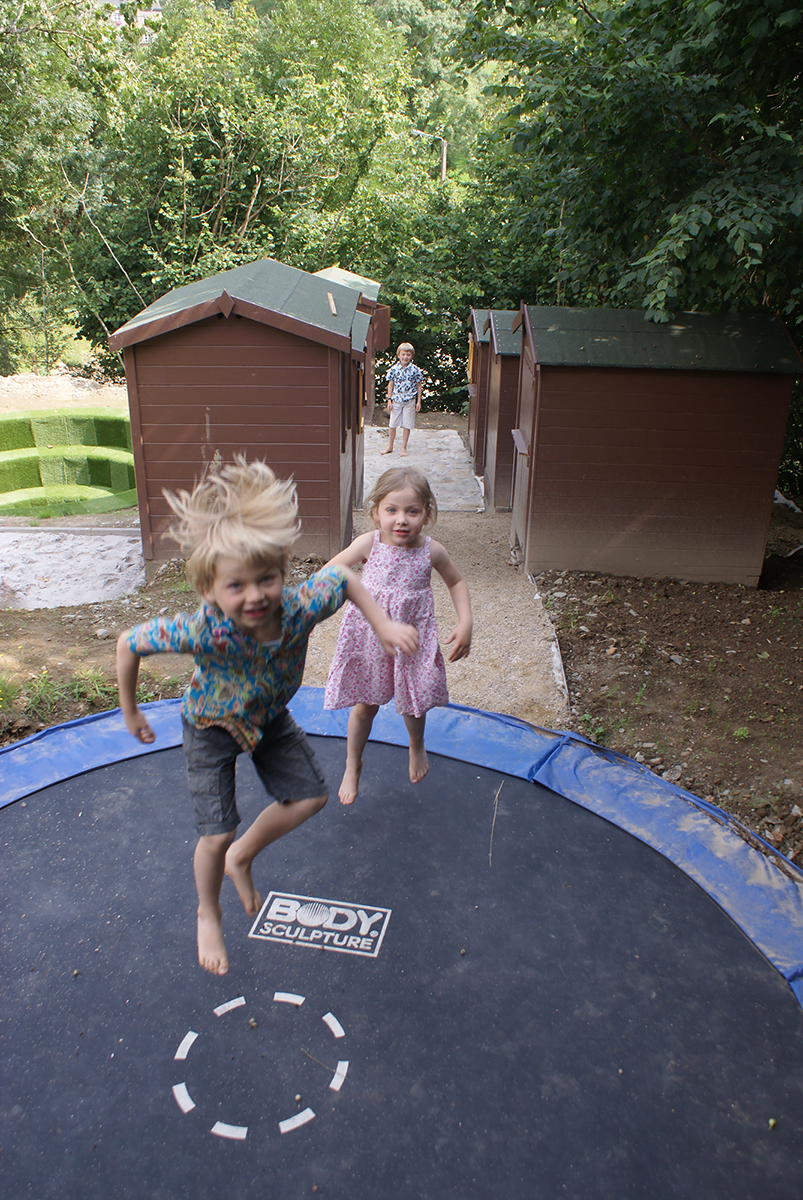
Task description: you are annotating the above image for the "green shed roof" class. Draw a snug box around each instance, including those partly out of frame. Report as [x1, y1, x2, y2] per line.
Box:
[351, 310, 371, 358]
[109, 257, 362, 352]
[486, 310, 520, 357]
[522, 307, 803, 374]
[314, 266, 381, 303]
[468, 308, 490, 343]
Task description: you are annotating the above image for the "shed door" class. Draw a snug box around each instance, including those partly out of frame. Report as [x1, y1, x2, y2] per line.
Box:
[510, 358, 538, 557]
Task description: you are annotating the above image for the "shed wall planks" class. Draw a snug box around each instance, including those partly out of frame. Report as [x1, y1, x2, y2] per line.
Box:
[511, 360, 793, 586]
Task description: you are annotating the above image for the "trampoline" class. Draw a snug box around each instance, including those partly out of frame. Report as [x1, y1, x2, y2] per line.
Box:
[3, 690, 803, 1199]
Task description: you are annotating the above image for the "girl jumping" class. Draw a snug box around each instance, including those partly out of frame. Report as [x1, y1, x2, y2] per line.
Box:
[324, 466, 472, 804]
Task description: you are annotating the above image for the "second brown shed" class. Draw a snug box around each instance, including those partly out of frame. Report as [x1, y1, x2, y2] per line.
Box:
[109, 257, 377, 562]
[483, 310, 520, 511]
[509, 307, 803, 587]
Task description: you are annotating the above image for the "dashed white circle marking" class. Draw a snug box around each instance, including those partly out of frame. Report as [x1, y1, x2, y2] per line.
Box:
[172, 1083, 195, 1113]
[174, 1031, 198, 1060]
[212, 1121, 248, 1140]
[322, 1012, 345, 1038]
[171, 992, 349, 1140]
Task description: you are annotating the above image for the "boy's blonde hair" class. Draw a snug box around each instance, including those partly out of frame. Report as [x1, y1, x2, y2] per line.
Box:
[396, 341, 415, 356]
[366, 466, 437, 527]
[164, 456, 301, 593]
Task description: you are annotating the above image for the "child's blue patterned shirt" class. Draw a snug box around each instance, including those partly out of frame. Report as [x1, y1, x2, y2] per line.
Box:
[387, 361, 423, 403]
[124, 566, 349, 751]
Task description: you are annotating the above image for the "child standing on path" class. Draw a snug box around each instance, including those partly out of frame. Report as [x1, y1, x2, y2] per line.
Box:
[324, 466, 472, 805]
[382, 341, 423, 457]
[116, 458, 418, 976]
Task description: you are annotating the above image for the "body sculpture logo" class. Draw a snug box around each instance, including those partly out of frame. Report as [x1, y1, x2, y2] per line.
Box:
[249, 892, 392, 958]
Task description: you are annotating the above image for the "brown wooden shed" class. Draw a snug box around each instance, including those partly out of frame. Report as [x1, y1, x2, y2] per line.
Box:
[466, 308, 491, 475]
[109, 257, 382, 562]
[483, 309, 520, 511]
[509, 306, 803, 587]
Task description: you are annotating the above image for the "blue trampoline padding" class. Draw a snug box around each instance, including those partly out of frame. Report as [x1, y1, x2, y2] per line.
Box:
[3, 688, 803, 1009]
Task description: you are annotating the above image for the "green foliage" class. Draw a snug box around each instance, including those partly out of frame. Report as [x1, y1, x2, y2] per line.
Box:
[56, 0, 414, 340]
[459, 0, 803, 324]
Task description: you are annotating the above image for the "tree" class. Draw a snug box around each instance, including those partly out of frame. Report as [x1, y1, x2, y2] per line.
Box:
[0, 0, 128, 364]
[42, 0, 413, 344]
[459, 0, 803, 327]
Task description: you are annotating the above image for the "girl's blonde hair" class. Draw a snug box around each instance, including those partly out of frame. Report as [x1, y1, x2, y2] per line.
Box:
[164, 456, 301, 593]
[365, 466, 437, 527]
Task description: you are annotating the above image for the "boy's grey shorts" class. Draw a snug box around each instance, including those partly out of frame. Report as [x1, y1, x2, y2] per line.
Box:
[181, 710, 327, 837]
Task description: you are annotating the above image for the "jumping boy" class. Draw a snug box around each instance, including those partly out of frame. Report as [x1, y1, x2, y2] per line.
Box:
[382, 341, 424, 457]
[116, 457, 418, 976]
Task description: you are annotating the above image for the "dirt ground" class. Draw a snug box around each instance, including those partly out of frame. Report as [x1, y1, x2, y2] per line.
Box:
[2, 374, 802, 864]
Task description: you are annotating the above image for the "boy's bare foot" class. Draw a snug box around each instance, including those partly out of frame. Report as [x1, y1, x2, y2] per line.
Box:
[197, 907, 229, 975]
[409, 745, 429, 783]
[225, 846, 263, 916]
[381, 447, 393, 455]
[338, 761, 362, 805]
[400, 449, 408, 457]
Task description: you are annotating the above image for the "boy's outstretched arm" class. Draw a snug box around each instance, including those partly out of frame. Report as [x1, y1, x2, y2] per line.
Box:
[430, 541, 473, 661]
[116, 633, 156, 743]
[342, 568, 419, 658]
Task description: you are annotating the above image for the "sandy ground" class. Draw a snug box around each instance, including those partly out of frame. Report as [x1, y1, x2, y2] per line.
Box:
[0, 371, 129, 413]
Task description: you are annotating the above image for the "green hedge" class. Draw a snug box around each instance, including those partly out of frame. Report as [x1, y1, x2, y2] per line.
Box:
[0, 407, 136, 518]
[0, 408, 132, 453]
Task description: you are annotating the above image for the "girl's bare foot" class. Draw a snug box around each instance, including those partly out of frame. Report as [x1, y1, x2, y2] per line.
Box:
[338, 761, 362, 805]
[197, 907, 229, 975]
[409, 744, 429, 783]
[225, 846, 263, 916]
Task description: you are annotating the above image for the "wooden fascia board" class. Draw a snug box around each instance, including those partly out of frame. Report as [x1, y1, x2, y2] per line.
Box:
[110, 294, 352, 353]
[109, 299, 224, 350]
[231, 299, 352, 351]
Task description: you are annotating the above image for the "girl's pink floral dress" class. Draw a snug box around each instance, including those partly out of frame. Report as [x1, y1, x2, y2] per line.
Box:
[324, 533, 448, 717]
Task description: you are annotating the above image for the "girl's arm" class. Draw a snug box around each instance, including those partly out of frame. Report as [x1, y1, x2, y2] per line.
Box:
[116, 635, 156, 743]
[325, 531, 376, 571]
[430, 541, 472, 661]
[343, 568, 419, 658]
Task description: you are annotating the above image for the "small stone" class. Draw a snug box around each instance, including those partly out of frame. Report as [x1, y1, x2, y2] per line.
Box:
[669, 654, 683, 665]
[791, 805, 802, 818]
[662, 766, 683, 783]
[741, 618, 751, 625]
[634, 752, 645, 763]
[95, 628, 113, 640]
[551, 591, 568, 599]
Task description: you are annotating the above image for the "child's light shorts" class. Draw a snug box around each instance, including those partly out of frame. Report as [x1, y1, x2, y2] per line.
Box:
[389, 400, 416, 430]
[182, 710, 326, 836]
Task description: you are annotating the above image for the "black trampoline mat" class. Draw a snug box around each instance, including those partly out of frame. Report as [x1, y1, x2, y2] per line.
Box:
[3, 737, 803, 1200]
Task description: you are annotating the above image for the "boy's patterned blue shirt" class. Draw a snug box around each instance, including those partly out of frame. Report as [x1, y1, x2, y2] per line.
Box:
[124, 566, 349, 751]
[387, 361, 423, 402]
